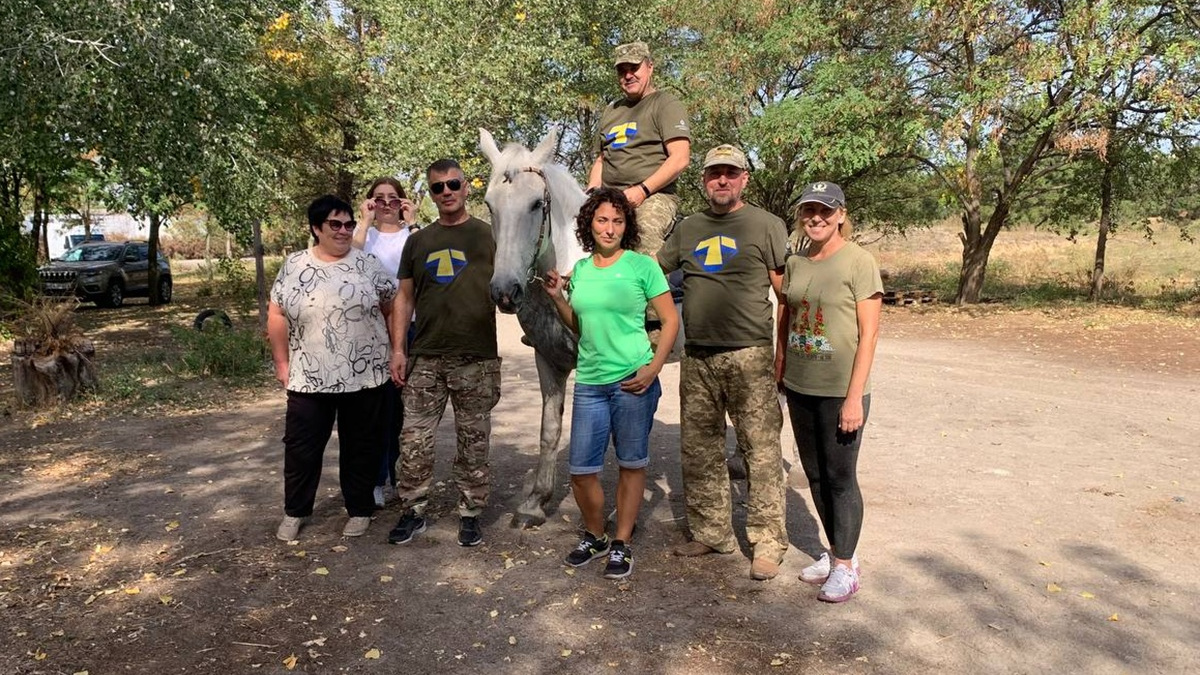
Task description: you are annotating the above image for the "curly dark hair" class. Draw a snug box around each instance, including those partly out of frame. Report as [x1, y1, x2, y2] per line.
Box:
[574, 187, 642, 253]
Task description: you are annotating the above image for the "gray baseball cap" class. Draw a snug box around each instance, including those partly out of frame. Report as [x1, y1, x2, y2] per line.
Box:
[797, 181, 846, 208]
[614, 42, 651, 66]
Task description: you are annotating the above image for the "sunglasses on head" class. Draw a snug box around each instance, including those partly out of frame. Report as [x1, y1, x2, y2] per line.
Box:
[322, 218, 356, 231]
[373, 197, 403, 208]
[430, 179, 463, 194]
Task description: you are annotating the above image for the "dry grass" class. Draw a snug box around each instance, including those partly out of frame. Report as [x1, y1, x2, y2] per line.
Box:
[862, 220, 1199, 312]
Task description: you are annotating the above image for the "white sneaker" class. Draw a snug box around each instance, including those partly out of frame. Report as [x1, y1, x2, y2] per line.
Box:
[276, 515, 305, 542]
[818, 563, 860, 603]
[342, 516, 371, 537]
[373, 486, 386, 508]
[800, 552, 860, 584]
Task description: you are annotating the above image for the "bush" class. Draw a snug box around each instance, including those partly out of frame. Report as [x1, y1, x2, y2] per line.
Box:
[0, 226, 39, 300]
[170, 323, 266, 378]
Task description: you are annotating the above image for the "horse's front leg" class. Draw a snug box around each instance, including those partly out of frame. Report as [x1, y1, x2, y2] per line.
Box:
[512, 351, 568, 528]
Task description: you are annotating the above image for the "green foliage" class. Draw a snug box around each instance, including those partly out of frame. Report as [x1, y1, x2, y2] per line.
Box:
[0, 224, 38, 298]
[170, 323, 267, 379]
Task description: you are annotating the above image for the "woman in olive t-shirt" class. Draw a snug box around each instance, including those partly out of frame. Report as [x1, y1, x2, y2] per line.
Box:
[777, 182, 883, 603]
[542, 188, 678, 580]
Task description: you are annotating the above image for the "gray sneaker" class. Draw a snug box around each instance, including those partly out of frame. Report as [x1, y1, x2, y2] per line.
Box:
[818, 564, 860, 603]
[800, 552, 859, 584]
[373, 486, 386, 508]
[276, 515, 305, 542]
[342, 516, 371, 537]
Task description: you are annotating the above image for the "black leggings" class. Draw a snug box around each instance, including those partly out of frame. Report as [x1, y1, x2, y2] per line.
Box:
[785, 390, 870, 559]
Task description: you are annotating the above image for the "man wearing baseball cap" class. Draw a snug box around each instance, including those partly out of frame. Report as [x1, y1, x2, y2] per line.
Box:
[587, 41, 691, 260]
[658, 144, 790, 581]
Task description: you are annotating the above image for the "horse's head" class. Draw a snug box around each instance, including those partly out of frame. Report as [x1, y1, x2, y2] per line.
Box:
[479, 128, 563, 314]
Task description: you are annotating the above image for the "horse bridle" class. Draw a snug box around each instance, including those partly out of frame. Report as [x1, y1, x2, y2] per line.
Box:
[500, 166, 553, 285]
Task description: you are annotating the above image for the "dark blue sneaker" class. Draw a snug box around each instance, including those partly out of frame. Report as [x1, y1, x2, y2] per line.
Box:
[565, 531, 610, 567]
[387, 511, 426, 545]
[603, 540, 633, 579]
[458, 516, 483, 547]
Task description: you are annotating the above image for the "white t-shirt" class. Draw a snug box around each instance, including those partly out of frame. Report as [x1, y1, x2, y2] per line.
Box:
[270, 248, 397, 393]
[364, 227, 412, 279]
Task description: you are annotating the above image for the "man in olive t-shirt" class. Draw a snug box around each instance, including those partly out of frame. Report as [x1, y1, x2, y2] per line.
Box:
[658, 144, 789, 581]
[587, 41, 691, 258]
[388, 158, 501, 549]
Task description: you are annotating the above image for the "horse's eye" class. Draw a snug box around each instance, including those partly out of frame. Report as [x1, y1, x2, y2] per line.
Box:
[530, 199, 544, 213]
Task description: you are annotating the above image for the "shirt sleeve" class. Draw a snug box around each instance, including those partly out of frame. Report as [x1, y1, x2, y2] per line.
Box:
[397, 231, 416, 280]
[763, 215, 789, 269]
[269, 255, 290, 306]
[656, 94, 691, 142]
[852, 249, 885, 301]
[639, 254, 670, 299]
[657, 223, 681, 272]
[366, 254, 397, 303]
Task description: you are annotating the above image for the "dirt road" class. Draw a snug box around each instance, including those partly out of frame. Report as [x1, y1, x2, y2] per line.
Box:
[1, 310, 1198, 673]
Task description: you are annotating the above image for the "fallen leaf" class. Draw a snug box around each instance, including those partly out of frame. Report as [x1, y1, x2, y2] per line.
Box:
[314, 567, 329, 576]
[489, 610, 498, 618]
[283, 654, 298, 670]
[380, 575, 393, 583]
[124, 587, 141, 595]
[504, 558, 515, 569]
[172, 568, 187, 577]
[1108, 614, 1120, 622]
[73, 671, 89, 675]
[94, 544, 114, 555]
[1038, 561, 1051, 567]
[364, 648, 381, 659]
[33, 649, 47, 661]
[1079, 591, 1095, 599]
[561, 649, 572, 657]
[159, 595, 173, 605]
[473, 586, 485, 594]
[1046, 583, 1062, 593]
[294, 551, 306, 558]
[302, 637, 327, 647]
[564, 569, 576, 576]
[164, 487, 175, 494]
[331, 545, 348, 553]
[84, 594, 97, 605]
[165, 521, 180, 532]
[508, 636, 517, 645]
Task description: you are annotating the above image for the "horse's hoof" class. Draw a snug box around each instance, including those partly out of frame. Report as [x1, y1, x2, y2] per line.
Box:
[511, 513, 546, 529]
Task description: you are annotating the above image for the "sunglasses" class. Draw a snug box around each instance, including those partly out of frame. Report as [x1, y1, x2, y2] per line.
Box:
[430, 179, 463, 194]
[322, 218, 356, 231]
[373, 197, 403, 208]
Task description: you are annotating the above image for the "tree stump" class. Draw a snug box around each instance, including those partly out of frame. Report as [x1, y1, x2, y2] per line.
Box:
[11, 338, 98, 407]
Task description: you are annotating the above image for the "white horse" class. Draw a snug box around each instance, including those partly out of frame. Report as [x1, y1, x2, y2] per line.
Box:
[479, 127, 587, 528]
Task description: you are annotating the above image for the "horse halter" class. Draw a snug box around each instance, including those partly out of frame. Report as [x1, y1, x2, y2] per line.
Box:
[501, 166, 553, 285]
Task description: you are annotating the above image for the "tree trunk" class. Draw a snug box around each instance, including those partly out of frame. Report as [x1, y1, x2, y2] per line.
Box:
[336, 122, 358, 202]
[12, 338, 98, 407]
[148, 212, 162, 305]
[253, 218, 268, 334]
[31, 180, 45, 262]
[956, 204, 1008, 304]
[1089, 160, 1115, 301]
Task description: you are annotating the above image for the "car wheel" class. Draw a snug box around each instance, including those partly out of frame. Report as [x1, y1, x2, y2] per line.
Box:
[194, 308, 233, 331]
[159, 277, 173, 304]
[102, 281, 124, 308]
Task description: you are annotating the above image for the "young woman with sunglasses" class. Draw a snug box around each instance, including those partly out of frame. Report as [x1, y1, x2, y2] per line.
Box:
[354, 177, 419, 507]
[268, 195, 397, 541]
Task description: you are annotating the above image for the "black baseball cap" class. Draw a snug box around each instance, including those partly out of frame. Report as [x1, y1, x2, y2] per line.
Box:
[797, 181, 845, 208]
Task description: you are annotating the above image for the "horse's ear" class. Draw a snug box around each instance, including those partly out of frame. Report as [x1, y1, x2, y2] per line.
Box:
[479, 128, 502, 166]
[530, 128, 559, 165]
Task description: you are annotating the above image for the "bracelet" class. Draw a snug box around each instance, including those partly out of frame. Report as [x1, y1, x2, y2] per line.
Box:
[638, 183, 652, 198]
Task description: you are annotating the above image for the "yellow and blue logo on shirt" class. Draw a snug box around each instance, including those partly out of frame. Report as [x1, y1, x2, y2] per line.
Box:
[425, 248, 467, 283]
[692, 236, 738, 272]
[605, 122, 638, 149]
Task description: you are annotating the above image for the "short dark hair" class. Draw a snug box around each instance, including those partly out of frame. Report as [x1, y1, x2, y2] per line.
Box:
[307, 194, 353, 242]
[366, 177, 406, 200]
[426, 158, 462, 178]
[574, 187, 641, 253]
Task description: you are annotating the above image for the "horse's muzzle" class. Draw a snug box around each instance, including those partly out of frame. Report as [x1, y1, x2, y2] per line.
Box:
[490, 282, 523, 314]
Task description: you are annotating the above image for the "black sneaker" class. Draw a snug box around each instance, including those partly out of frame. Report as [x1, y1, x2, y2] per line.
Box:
[387, 511, 426, 545]
[564, 532, 610, 567]
[603, 540, 633, 579]
[458, 516, 483, 547]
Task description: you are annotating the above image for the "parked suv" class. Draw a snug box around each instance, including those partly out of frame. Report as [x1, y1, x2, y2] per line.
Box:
[38, 241, 172, 308]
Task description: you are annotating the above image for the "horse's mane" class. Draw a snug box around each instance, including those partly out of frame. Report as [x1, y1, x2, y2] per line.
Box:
[489, 141, 584, 200]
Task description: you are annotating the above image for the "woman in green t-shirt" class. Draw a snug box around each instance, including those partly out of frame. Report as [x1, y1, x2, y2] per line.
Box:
[542, 188, 678, 580]
[777, 182, 883, 603]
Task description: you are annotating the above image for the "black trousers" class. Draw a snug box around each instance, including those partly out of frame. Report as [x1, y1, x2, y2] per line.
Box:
[283, 384, 387, 518]
[785, 390, 871, 560]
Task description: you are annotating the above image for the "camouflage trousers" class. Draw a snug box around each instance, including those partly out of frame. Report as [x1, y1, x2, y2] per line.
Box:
[679, 345, 787, 563]
[635, 192, 680, 327]
[397, 355, 502, 517]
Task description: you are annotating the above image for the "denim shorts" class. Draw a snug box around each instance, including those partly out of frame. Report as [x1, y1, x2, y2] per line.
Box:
[567, 375, 662, 475]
